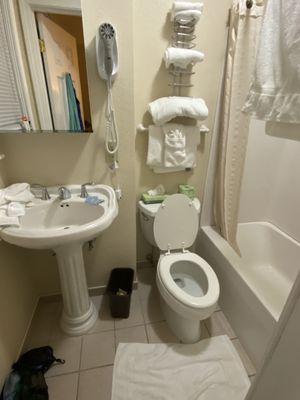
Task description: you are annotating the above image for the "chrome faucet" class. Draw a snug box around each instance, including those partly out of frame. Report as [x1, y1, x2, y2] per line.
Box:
[31, 184, 51, 200]
[80, 182, 94, 198]
[58, 186, 71, 200]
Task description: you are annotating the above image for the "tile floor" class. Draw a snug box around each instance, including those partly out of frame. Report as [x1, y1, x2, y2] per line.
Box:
[23, 266, 256, 400]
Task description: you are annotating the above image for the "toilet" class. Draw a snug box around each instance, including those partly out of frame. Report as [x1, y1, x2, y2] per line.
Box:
[139, 193, 220, 343]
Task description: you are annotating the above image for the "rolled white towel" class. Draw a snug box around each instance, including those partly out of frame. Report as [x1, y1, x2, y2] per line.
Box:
[149, 97, 209, 125]
[171, 2, 203, 20]
[173, 1, 204, 13]
[164, 47, 204, 69]
[174, 9, 202, 22]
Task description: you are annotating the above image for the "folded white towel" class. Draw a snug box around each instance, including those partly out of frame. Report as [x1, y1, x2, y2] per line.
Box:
[0, 209, 20, 227]
[171, 2, 203, 21]
[164, 128, 186, 167]
[164, 47, 204, 69]
[149, 97, 209, 125]
[4, 183, 34, 203]
[146, 126, 164, 167]
[0, 183, 34, 227]
[147, 124, 200, 173]
[7, 202, 26, 217]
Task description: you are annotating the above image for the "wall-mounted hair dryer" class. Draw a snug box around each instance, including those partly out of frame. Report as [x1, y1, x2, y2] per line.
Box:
[96, 22, 118, 84]
[96, 23, 119, 158]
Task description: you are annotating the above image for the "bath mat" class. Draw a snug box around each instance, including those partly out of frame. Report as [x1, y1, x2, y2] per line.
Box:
[112, 335, 250, 400]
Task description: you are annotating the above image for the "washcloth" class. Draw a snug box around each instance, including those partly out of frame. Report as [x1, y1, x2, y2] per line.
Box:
[4, 183, 34, 203]
[164, 128, 186, 167]
[0, 209, 20, 227]
[147, 124, 200, 173]
[164, 47, 205, 69]
[0, 183, 34, 227]
[243, 0, 300, 123]
[149, 97, 208, 125]
[171, 2, 204, 21]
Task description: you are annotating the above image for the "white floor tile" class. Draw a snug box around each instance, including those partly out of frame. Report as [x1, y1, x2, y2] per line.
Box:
[146, 321, 179, 343]
[115, 325, 148, 347]
[80, 331, 115, 370]
[140, 294, 164, 323]
[78, 366, 113, 400]
[88, 295, 115, 333]
[46, 373, 78, 400]
[205, 311, 237, 339]
[232, 339, 256, 377]
[46, 336, 82, 377]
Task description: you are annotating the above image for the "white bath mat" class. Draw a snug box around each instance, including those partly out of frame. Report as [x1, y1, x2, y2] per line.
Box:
[112, 335, 250, 400]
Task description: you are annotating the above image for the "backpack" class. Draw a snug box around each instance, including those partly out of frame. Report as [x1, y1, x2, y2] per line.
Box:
[1, 346, 65, 400]
[12, 346, 65, 374]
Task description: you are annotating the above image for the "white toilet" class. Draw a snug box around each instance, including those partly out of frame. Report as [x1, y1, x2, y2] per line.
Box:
[139, 193, 220, 343]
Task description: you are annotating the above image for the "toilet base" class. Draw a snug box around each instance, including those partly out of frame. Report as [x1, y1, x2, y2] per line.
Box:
[160, 296, 202, 343]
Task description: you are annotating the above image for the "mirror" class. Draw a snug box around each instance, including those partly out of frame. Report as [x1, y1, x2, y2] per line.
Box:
[0, 0, 92, 133]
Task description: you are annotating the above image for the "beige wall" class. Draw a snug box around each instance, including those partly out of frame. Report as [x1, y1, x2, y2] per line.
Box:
[134, 0, 231, 262]
[0, 167, 38, 386]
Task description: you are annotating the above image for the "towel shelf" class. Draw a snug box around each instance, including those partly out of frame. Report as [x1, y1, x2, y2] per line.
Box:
[169, 14, 198, 95]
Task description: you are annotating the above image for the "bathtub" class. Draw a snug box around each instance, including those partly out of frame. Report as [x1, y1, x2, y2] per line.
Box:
[198, 221, 300, 368]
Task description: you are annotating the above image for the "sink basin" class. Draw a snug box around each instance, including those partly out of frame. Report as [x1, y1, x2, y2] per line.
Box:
[1, 184, 117, 249]
[0, 184, 118, 335]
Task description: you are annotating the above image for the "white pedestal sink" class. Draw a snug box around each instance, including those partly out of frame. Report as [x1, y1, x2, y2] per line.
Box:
[1, 185, 118, 335]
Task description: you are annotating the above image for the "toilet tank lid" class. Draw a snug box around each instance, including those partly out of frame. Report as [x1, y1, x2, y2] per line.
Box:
[138, 197, 201, 218]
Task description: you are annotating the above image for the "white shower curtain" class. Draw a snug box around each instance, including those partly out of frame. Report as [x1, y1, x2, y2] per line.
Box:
[214, 0, 264, 253]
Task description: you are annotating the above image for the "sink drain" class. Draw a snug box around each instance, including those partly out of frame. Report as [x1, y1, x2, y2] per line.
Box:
[63, 226, 70, 230]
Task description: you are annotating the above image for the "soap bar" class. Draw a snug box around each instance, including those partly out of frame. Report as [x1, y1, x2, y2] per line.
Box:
[141, 193, 167, 204]
[85, 196, 104, 205]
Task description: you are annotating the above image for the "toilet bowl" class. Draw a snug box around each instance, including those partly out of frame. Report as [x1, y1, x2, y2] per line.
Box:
[152, 194, 220, 343]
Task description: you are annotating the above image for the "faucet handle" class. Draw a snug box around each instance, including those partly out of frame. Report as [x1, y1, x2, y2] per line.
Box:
[58, 186, 71, 200]
[31, 184, 51, 201]
[80, 182, 94, 198]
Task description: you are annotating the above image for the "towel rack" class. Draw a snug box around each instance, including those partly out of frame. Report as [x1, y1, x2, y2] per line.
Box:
[169, 16, 198, 95]
[137, 123, 209, 134]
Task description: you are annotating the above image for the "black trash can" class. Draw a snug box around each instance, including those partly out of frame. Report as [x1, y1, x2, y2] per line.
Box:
[107, 268, 134, 318]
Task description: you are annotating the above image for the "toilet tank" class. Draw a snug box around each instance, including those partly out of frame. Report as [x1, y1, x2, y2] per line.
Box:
[138, 197, 201, 247]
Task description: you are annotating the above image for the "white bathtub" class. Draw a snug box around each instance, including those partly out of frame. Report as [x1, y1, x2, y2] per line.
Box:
[198, 222, 300, 368]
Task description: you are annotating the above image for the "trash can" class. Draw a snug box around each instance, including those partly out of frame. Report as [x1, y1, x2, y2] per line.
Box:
[107, 268, 134, 318]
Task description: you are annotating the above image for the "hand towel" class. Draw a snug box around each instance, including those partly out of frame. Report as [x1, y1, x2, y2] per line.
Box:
[146, 126, 164, 167]
[4, 183, 34, 203]
[164, 128, 186, 167]
[171, 2, 204, 21]
[0, 209, 20, 227]
[7, 202, 26, 217]
[147, 124, 200, 173]
[243, 0, 300, 123]
[164, 47, 205, 69]
[149, 97, 209, 125]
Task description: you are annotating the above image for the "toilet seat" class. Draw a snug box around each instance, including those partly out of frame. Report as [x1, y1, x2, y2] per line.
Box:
[157, 251, 219, 310]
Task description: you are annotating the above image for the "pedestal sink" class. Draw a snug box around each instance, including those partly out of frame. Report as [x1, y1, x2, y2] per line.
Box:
[0, 185, 118, 335]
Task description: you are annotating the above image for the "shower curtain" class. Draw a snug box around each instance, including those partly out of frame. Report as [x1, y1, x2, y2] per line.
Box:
[214, 0, 264, 253]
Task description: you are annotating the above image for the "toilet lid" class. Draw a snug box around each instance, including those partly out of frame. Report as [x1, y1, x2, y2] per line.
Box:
[154, 194, 199, 251]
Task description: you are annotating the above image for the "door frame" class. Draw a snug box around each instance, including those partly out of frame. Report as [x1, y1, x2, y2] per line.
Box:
[18, 0, 81, 130]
